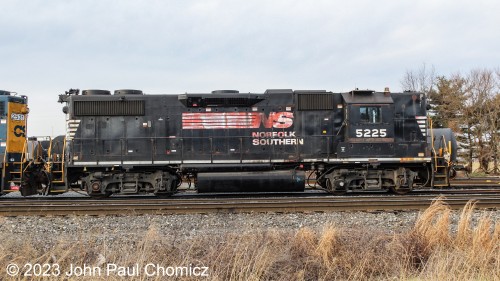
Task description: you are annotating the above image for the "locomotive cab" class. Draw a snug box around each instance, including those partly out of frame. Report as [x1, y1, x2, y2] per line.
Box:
[317, 89, 430, 194]
[338, 89, 395, 158]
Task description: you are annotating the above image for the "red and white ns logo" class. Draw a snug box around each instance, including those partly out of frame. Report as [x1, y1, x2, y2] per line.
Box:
[182, 112, 294, 129]
[259, 112, 293, 128]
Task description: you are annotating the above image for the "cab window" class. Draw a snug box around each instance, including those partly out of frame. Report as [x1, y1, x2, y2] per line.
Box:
[360, 106, 381, 123]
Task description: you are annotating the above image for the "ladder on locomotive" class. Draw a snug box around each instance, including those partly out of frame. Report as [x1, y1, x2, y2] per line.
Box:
[431, 134, 452, 188]
[2, 141, 27, 189]
[28, 136, 66, 184]
[4, 137, 66, 190]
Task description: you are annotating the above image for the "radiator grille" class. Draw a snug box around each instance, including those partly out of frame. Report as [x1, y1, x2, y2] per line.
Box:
[73, 100, 145, 116]
[297, 94, 335, 110]
[204, 98, 254, 107]
[0, 102, 5, 116]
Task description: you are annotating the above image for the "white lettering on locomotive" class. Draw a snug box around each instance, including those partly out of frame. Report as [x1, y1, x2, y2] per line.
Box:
[10, 113, 25, 121]
[251, 131, 304, 146]
[355, 128, 387, 138]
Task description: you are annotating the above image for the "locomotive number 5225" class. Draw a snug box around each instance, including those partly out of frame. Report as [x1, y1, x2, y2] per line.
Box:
[355, 128, 387, 138]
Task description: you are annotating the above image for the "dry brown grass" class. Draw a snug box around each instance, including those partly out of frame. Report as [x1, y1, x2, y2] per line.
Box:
[406, 199, 500, 280]
[0, 200, 498, 280]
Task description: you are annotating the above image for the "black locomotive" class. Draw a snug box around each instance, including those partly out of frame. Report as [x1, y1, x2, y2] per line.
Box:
[45, 87, 456, 197]
[0, 87, 457, 197]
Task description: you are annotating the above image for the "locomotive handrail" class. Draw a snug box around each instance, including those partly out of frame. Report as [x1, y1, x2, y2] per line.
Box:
[441, 135, 452, 167]
[1, 144, 6, 180]
[67, 133, 431, 167]
[59, 136, 66, 182]
[430, 118, 439, 172]
[46, 136, 53, 173]
[68, 134, 327, 165]
[20, 139, 28, 174]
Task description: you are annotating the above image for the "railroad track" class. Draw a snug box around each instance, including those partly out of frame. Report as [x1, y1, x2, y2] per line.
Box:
[304, 176, 500, 188]
[450, 177, 500, 186]
[1, 193, 498, 216]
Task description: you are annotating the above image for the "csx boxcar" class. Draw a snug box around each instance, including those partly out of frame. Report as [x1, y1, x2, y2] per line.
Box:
[57, 88, 455, 197]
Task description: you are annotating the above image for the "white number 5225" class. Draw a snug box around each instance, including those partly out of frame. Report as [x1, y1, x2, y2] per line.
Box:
[355, 128, 387, 138]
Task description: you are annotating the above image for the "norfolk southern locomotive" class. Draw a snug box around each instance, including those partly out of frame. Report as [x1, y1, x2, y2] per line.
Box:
[1, 88, 457, 197]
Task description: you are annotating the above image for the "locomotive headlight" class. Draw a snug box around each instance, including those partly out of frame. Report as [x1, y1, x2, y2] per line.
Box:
[418, 153, 424, 157]
[339, 181, 345, 187]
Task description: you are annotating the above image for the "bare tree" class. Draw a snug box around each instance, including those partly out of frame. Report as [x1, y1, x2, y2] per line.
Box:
[402, 66, 500, 174]
[490, 94, 500, 174]
[401, 63, 436, 94]
[464, 68, 497, 173]
[489, 69, 500, 174]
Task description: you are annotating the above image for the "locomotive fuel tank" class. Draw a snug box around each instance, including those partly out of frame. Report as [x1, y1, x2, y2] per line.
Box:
[196, 170, 305, 193]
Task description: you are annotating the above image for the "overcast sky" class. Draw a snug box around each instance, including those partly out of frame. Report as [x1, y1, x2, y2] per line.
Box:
[1, 0, 499, 136]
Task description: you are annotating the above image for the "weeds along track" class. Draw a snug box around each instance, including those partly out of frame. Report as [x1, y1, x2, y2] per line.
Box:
[0, 193, 499, 216]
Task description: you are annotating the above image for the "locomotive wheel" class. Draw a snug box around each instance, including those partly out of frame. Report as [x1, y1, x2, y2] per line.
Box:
[332, 189, 347, 195]
[20, 182, 37, 196]
[88, 192, 112, 199]
[325, 178, 347, 195]
[84, 181, 112, 198]
[154, 192, 174, 198]
[390, 186, 410, 195]
[39, 170, 52, 196]
[326, 178, 347, 195]
[449, 167, 457, 179]
[21, 170, 50, 196]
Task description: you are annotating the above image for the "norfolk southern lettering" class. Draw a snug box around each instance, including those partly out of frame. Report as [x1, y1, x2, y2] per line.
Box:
[252, 131, 304, 146]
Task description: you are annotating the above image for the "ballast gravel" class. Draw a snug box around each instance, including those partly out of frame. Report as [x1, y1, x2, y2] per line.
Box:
[0, 208, 498, 247]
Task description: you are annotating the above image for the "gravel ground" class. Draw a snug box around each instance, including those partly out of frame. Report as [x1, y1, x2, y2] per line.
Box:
[1, 208, 498, 246]
[1, 191, 499, 246]
[2, 191, 498, 280]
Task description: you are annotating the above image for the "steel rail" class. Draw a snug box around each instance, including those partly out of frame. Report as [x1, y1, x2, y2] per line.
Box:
[1, 186, 500, 201]
[0, 194, 498, 216]
[1, 189, 500, 202]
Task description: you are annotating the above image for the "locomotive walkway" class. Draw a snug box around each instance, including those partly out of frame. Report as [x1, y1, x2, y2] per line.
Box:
[0, 193, 499, 216]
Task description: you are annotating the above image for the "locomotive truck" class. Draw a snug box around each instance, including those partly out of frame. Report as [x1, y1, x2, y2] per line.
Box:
[1, 87, 458, 197]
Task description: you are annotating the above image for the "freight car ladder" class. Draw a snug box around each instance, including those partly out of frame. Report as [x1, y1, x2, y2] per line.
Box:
[431, 134, 452, 188]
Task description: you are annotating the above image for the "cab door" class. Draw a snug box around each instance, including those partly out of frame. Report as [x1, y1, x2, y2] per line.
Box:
[349, 105, 394, 141]
[338, 104, 395, 157]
